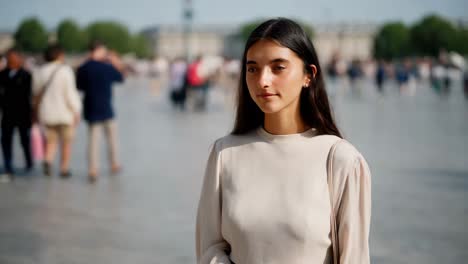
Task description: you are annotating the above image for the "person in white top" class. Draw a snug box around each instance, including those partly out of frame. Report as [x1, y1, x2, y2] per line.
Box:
[196, 18, 371, 264]
[33, 44, 82, 177]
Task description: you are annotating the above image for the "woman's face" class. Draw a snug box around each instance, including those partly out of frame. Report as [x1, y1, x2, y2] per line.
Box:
[245, 39, 310, 115]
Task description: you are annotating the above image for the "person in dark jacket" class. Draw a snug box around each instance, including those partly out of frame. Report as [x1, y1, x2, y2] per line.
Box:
[0, 48, 33, 181]
[76, 41, 124, 183]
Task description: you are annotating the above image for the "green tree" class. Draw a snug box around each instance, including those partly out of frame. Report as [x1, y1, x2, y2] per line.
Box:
[130, 34, 151, 58]
[57, 19, 87, 53]
[14, 17, 48, 53]
[86, 21, 131, 53]
[454, 26, 468, 55]
[410, 14, 458, 56]
[373, 22, 410, 60]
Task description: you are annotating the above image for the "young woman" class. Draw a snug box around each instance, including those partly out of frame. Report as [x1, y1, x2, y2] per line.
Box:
[196, 18, 371, 264]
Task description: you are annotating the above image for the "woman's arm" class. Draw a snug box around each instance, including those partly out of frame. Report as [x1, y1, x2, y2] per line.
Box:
[196, 141, 232, 264]
[63, 66, 82, 126]
[331, 141, 372, 264]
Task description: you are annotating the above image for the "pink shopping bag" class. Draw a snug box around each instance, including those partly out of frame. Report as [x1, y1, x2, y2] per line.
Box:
[31, 124, 45, 161]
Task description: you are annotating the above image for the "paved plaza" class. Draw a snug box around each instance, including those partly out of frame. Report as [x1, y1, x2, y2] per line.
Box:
[0, 77, 467, 264]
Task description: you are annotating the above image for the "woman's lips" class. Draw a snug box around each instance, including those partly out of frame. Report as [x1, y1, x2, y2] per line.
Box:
[258, 93, 278, 98]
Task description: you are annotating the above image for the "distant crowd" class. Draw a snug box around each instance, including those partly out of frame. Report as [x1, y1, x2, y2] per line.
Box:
[0, 41, 125, 183]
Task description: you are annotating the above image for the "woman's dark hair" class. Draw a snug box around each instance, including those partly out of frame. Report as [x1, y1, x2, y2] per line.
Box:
[44, 44, 64, 62]
[232, 18, 342, 138]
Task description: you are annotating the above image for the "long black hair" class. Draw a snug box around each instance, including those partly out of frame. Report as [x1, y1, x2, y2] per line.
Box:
[232, 18, 342, 138]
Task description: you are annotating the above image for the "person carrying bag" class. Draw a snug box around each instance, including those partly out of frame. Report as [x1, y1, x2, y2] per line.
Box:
[33, 44, 82, 177]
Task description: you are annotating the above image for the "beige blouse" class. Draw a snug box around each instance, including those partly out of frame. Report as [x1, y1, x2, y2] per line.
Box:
[196, 127, 371, 264]
[33, 62, 82, 125]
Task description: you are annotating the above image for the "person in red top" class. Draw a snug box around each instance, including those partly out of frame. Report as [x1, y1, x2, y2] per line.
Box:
[187, 56, 209, 110]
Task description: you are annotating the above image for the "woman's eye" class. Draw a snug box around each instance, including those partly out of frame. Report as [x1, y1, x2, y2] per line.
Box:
[247, 67, 257, 73]
[274, 65, 286, 71]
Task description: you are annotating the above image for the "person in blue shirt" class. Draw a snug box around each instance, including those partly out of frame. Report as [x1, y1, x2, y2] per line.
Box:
[76, 41, 125, 183]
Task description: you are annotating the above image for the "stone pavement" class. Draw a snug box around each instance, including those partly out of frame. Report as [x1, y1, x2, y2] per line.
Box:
[0, 77, 467, 264]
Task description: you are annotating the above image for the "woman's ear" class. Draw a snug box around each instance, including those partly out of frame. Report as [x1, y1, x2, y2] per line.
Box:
[304, 64, 317, 87]
[309, 64, 317, 78]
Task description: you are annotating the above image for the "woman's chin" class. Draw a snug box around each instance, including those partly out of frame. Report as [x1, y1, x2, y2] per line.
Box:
[257, 103, 282, 114]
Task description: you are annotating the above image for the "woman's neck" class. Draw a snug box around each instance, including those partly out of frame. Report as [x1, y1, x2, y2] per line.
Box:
[263, 108, 309, 135]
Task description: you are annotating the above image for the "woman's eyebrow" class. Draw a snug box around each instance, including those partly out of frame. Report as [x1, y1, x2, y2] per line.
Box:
[270, 58, 289, 63]
[246, 58, 290, 65]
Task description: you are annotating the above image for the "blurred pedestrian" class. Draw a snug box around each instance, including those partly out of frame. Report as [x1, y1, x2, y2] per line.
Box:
[187, 56, 209, 111]
[439, 51, 452, 95]
[76, 41, 124, 183]
[33, 44, 82, 177]
[375, 60, 386, 94]
[347, 59, 362, 96]
[431, 61, 445, 95]
[326, 53, 339, 97]
[224, 57, 240, 81]
[169, 57, 188, 110]
[196, 18, 371, 264]
[0, 48, 33, 182]
[395, 61, 410, 94]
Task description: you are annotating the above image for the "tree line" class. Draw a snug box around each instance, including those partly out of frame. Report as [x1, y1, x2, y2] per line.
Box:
[13, 17, 151, 58]
[238, 14, 468, 61]
[12, 14, 468, 60]
[373, 14, 468, 60]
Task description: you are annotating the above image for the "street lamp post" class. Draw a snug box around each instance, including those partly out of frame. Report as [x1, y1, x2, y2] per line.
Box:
[183, 0, 193, 61]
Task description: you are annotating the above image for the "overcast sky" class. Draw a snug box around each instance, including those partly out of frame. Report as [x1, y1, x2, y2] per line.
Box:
[1, 0, 467, 32]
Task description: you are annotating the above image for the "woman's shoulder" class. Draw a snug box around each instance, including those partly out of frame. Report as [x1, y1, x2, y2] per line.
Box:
[331, 139, 367, 169]
[56, 64, 74, 76]
[39, 62, 71, 73]
[329, 140, 371, 201]
[211, 131, 260, 153]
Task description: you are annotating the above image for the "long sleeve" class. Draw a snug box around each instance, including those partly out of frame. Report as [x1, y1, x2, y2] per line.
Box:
[63, 67, 82, 115]
[76, 66, 85, 92]
[25, 72, 32, 104]
[196, 141, 232, 264]
[331, 141, 372, 264]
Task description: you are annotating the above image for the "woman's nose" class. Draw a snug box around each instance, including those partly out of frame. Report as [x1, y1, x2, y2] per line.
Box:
[258, 69, 272, 88]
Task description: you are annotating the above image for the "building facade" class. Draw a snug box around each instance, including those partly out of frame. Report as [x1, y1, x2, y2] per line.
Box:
[142, 23, 377, 63]
[0, 32, 14, 54]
